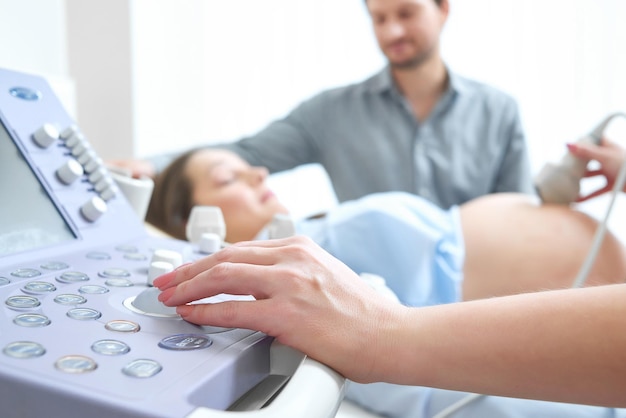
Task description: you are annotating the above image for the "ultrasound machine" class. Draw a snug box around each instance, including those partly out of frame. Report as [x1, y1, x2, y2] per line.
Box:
[0, 67, 344, 417]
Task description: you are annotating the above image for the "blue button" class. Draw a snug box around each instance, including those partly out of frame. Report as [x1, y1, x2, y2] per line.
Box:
[158, 334, 212, 351]
[9, 87, 41, 101]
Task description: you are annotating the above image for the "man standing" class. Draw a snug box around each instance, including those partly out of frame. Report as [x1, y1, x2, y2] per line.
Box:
[115, 0, 534, 208]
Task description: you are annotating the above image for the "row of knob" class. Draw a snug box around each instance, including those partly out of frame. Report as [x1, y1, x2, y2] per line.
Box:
[31, 123, 117, 222]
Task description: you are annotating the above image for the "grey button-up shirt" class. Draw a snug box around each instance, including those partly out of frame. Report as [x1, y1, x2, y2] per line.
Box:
[164, 67, 534, 209]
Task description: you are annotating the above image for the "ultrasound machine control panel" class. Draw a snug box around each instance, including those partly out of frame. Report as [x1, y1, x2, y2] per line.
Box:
[0, 68, 344, 418]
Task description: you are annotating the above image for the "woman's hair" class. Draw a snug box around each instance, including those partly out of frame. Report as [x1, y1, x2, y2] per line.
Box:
[145, 148, 199, 240]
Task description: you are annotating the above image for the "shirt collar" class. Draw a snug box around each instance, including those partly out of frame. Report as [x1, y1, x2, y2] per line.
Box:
[365, 65, 466, 99]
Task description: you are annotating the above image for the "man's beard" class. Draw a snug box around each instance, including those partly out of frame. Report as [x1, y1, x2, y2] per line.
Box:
[387, 45, 435, 70]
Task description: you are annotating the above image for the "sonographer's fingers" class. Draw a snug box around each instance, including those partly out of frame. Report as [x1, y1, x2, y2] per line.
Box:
[156, 235, 405, 383]
[567, 138, 626, 198]
[155, 236, 338, 303]
[174, 299, 279, 334]
[153, 240, 293, 291]
[577, 185, 613, 202]
[158, 263, 281, 305]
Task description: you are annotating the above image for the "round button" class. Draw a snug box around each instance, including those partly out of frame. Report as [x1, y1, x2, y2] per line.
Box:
[56, 159, 84, 185]
[13, 313, 51, 327]
[94, 176, 114, 193]
[158, 334, 212, 351]
[77, 148, 97, 165]
[88, 167, 107, 184]
[84, 156, 103, 174]
[55, 355, 97, 374]
[105, 320, 140, 333]
[91, 339, 130, 356]
[67, 308, 101, 321]
[6, 295, 41, 310]
[99, 185, 118, 201]
[56, 271, 90, 284]
[86, 251, 111, 260]
[64, 131, 85, 148]
[98, 268, 131, 278]
[105, 278, 133, 287]
[199, 232, 221, 254]
[81, 196, 107, 222]
[124, 253, 147, 262]
[151, 249, 183, 269]
[115, 245, 139, 253]
[3, 341, 46, 359]
[122, 359, 162, 378]
[54, 294, 87, 305]
[79, 285, 109, 295]
[147, 261, 173, 286]
[10, 86, 41, 101]
[32, 123, 59, 148]
[41, 261, 70, 271]
[60, 125, 79, 140]
[11, 268, 41, 279]
[22, 281, 56, 295]
[71, 141, 91, 158]
[0, 277, 10, 286]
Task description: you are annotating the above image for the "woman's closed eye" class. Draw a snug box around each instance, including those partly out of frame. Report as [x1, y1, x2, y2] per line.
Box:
[213, 172, 239, 187]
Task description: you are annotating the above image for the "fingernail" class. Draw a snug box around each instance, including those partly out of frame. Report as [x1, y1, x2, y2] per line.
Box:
[153, 271, 175, 289]
[157, 287, 175, 303]
[566, 143, 577, 151]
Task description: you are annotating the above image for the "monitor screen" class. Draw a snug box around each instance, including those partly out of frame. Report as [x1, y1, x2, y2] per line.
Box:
[0, 119, 76, 257]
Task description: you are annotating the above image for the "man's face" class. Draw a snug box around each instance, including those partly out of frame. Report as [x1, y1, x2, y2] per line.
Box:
[366, 0, 448, 69]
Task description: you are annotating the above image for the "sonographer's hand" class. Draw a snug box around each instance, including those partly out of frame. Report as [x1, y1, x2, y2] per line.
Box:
[153, 235, 406, 383]
[567, 138, 626, 201]
[107, 158, 157, 179]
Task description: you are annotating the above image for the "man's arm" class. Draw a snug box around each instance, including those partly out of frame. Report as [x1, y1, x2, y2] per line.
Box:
[215, 101, 320, 174]
[108, 97, 322, 178]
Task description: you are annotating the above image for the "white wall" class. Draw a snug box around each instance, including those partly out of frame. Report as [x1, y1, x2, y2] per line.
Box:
[0, 0, 76, 114]
[66, 0, 134, 160]
[129, 0, 382, 159]
[0, 0, 67, 75]
[443, 0, 626, 173]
